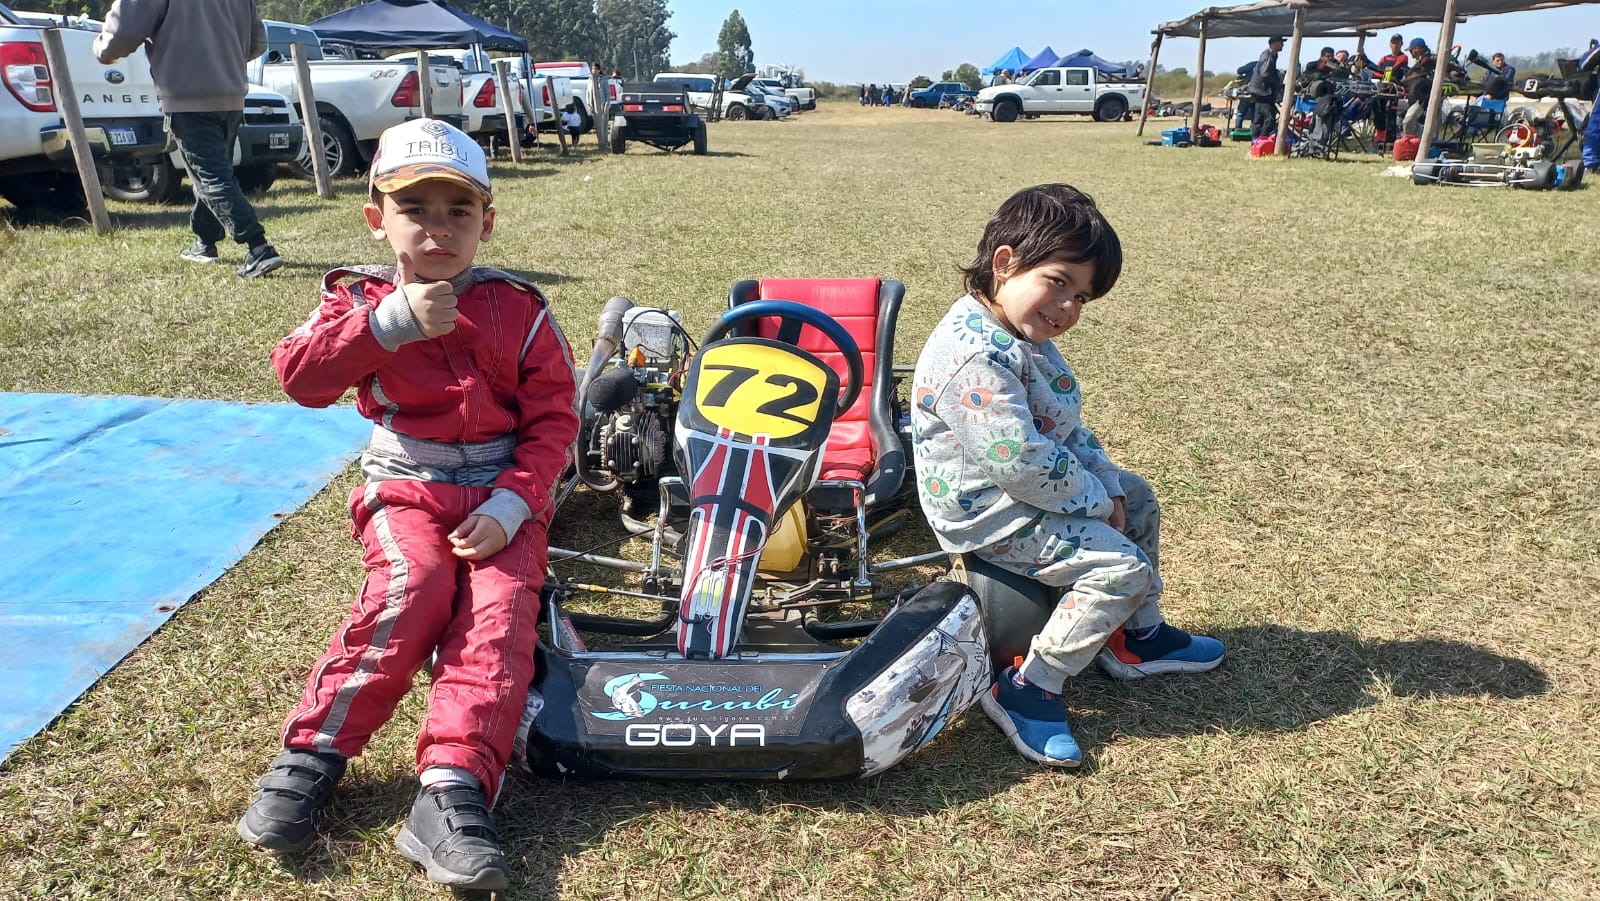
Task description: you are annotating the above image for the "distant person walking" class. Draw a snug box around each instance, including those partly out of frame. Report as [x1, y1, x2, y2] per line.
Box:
[94, 0, 283, 278]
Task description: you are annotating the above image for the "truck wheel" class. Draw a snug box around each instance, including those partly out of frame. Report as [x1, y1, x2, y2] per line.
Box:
[1095, 95, 1128, 122]
[727, 103, 748, 121]
[295, 113, 360, 179]
[235, 165, 277, 197]
[610, 130, 626, 154]
[993, 99, 1020, 123]
[101, 157, 184, 205]
[573, 100, 593, 134]
[0, 172, 86, 212]
[692, 123, 708, 155]
[909, 98, 926, 109]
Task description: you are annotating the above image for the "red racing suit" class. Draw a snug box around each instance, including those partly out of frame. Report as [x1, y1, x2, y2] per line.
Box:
[270, 265, 578, 801]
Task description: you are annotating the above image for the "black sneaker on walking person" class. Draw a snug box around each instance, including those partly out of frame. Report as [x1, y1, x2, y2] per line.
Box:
[179, 239, 220, 264]
[236, 242, 283, 278]
[396, 783, 510, 891]
[236, 749, 346, 852]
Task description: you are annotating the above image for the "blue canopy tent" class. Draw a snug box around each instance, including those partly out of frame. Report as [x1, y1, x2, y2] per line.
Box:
[982, 46, 1031, 76]
[1019, 46, 1060, 74]
[1058, 49, 1127, 75]
[307, 0, 528, 51]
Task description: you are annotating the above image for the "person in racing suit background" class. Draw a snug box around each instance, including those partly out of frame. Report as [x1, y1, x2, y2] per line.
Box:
[239, 119, 578, 892]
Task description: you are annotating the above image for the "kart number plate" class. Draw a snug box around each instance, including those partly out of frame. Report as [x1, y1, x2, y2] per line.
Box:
[693, 344, 829, 439]
[108, 127, 137, 146]
[269, 132, 290, 149]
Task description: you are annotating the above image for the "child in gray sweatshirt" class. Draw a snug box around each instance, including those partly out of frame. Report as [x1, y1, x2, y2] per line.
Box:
[910, 184, 1224, 767]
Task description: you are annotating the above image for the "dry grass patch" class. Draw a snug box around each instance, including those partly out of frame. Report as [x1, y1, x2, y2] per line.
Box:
[1, 103, 1598, 900]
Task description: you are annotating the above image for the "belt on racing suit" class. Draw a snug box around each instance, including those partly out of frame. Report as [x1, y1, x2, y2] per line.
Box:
[361, 424, 516, 487]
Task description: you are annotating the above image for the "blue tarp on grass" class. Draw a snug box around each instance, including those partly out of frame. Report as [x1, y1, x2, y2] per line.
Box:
[0, 393, 370, 762]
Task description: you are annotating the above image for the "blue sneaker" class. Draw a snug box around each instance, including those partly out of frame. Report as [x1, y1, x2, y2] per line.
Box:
[1097, 623, 1225, 680]
[979, 664, 1082, 767]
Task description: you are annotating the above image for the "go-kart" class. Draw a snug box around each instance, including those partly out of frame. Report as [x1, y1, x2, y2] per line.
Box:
[514, 282, 992, 779]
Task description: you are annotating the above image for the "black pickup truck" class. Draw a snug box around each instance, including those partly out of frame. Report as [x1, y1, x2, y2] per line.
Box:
[608, 82, 707, 154]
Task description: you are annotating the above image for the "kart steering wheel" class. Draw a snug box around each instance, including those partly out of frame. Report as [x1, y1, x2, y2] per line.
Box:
[701, 300, 864, 416]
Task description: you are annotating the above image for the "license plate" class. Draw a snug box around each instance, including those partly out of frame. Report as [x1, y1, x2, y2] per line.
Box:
[268, 132, 290, 149]
[109, 127, 137, 146]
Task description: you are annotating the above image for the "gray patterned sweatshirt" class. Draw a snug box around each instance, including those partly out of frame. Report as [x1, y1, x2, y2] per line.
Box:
[911, 294, 1124, 553]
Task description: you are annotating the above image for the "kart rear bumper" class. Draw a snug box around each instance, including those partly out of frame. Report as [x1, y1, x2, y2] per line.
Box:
[515, 580, 990, 779]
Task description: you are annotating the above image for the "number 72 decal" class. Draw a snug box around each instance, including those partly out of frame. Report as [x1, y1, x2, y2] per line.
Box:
[692, 343, 831, 439]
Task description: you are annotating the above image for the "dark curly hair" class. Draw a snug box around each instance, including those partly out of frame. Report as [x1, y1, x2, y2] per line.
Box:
[960, 184, 1123, 303]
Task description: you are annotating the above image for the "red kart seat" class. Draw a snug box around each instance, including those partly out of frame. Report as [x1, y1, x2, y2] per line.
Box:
[728, 278, 906, 510]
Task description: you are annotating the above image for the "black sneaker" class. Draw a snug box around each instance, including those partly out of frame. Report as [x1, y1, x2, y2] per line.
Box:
[179, 240, 220, 264]
[396, 783, 510, 891]
[236, 749, 346, 852]
[236, 243, 283, 279]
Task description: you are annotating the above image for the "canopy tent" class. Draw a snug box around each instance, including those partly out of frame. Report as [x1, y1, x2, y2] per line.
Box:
[307, 0, 528, 51]
[1058, 48, 1129, 75]
[1154, 0, 1597, 38]
[983, 46, 1032, 76]
[1137, 0, 1600, 156]
[1020, 46, 1061, 74]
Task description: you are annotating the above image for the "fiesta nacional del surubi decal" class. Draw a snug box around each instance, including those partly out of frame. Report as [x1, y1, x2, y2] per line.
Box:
[581, 665, 823, 747]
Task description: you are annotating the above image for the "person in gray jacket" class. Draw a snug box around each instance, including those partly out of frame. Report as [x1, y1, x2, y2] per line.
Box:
[94, 0, 283, 278]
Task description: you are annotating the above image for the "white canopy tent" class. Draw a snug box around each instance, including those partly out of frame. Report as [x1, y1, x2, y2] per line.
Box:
[1143, 0, 1600, 159]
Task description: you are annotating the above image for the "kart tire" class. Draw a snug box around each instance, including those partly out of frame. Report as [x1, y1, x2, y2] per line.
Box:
[691, 123, 707, 155]
[1556, 161, 1585, 190]
[1095, 95, 1128, 122]
[993, 99, 1020, 123]
[1526, 160, 1557, 189]
[1413, 160, 1441, 185]
[610, 130, 626, 154]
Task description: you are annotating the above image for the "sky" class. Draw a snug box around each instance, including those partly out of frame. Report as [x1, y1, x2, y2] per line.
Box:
[664, 0, 1600, 84]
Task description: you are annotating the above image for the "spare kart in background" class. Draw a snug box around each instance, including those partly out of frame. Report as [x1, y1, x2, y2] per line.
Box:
[607, 82, 707, 155]
[515, 285, 992, 780]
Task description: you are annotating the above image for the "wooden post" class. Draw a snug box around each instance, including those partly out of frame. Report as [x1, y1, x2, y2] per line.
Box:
[591, 68, 610, 152]
[1137, 32, 1162, 135]
[493, 59, 523, 163]
[1191, 19, 1208, 136]
[290, 41, 332, 199]
[40, 28, 109, 233]
[1274, 8, 1307, 156]
[1417, 0, 1461, 162]
[418, 51, 434, 118]
[547, 75, 569, 155]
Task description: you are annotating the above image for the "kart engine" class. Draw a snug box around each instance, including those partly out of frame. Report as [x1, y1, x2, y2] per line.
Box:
[577, 300, 686, 501]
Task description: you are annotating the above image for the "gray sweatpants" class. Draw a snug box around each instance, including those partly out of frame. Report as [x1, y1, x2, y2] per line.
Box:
[975, 471, 1164, 691]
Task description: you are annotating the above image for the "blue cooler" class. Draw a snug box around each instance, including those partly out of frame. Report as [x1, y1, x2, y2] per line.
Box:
[1161, 127, 1191, 146]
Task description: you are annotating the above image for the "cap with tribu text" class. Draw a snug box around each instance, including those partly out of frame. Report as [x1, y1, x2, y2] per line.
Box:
[369, 118, 492, 202]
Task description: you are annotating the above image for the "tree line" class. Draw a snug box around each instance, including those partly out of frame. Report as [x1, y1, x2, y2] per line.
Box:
[30, 0, 680, 82]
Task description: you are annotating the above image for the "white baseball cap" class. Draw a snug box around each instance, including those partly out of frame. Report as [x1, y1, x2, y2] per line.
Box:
[369, 118, 492, 202]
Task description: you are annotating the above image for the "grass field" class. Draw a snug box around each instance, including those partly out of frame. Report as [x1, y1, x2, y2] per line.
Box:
[1, 102, 1598, 900]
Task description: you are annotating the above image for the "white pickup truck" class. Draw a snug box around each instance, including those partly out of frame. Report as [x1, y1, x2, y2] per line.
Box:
[521, 60, 619, 134]
[753, 76, 815, 111]
[975, 66, 1147, 123]
[10, 10, 303, 205]
[253, 19, 465, 177]
[387, 48, 530, 145]
[0, 2, 168, 211]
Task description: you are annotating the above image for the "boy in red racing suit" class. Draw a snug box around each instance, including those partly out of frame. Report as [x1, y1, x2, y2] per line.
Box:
[238, 118, 578, 893]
